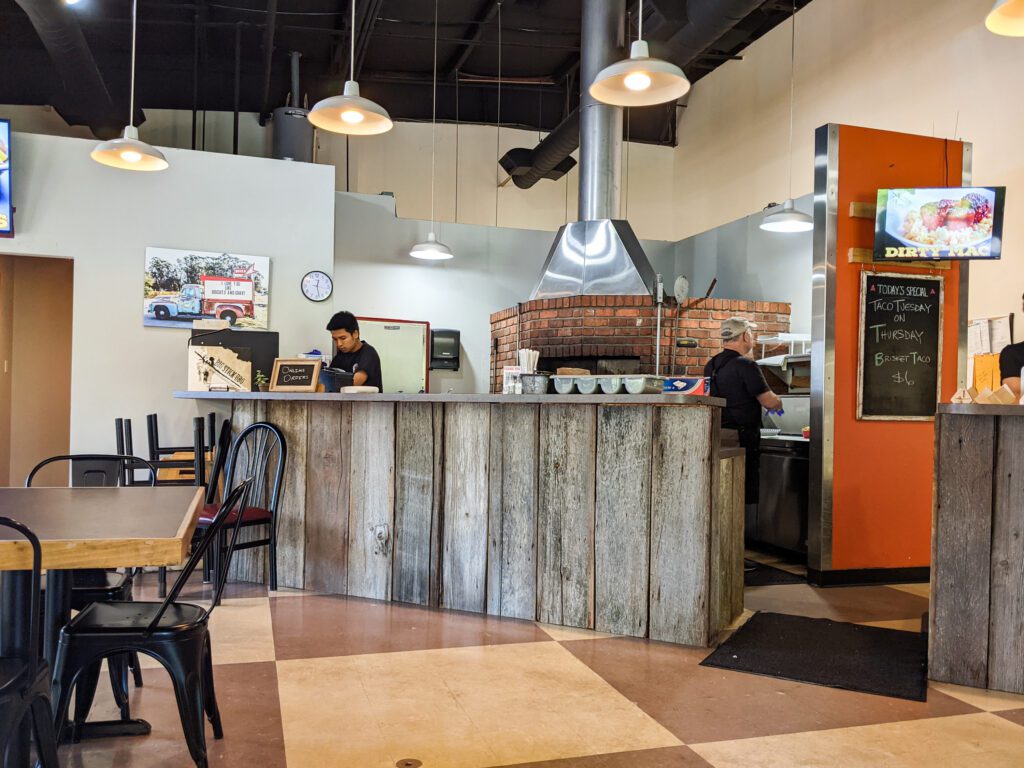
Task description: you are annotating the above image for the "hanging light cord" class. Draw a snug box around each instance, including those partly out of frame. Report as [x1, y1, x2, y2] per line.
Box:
[350, 0, 356, 79]
[787, 0, 796, 199]
[495, 0, 502, 226]
[637, 0, 643, 41]
[430, 0, 438, 231]
[129, 0, 138, 127]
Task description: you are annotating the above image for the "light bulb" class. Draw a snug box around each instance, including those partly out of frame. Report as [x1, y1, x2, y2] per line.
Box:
[340, 109, 364, 124]
[120, 149, 143, 163]
[623, 71, 652, 91]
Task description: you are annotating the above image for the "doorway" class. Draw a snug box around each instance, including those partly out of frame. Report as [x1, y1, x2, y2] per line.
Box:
[0, 255, 73, 486]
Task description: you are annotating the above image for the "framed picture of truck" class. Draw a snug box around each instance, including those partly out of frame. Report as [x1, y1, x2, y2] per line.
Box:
[143, 246, 270, 329]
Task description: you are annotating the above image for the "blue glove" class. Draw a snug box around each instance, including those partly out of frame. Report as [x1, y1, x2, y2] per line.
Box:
[766, 408, 785, 416]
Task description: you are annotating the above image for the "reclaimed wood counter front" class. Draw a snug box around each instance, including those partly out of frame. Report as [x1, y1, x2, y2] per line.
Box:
[930, 404, 1024, 694]
[175, 391, 741, 647]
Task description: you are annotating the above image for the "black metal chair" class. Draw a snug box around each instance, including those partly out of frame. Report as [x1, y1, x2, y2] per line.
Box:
[199, 422, 286, 593]
[0, 517, 61, 768]
[145, 413, 217, 486]
[26, 454, 156, 719]
[199, 419, 234, 584]
[51, 478, 254, 768]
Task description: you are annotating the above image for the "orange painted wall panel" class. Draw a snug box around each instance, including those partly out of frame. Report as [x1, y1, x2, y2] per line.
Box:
[831, 125, 963, 570]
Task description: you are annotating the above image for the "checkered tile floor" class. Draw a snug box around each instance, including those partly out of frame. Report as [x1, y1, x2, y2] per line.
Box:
[60, 569, 1024, 767]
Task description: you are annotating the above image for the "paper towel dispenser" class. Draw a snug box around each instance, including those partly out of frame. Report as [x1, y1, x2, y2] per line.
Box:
[430, 329, 460, 371]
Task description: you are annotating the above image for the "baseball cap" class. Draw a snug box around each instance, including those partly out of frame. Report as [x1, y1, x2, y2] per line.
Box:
[720, 317, 757, 340]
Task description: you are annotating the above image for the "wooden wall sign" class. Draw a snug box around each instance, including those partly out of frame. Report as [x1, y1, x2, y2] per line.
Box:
[857, 271, 943, 420]
[270, 358, 322, 392]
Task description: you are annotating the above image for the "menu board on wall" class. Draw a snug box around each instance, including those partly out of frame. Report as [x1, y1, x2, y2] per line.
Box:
[857, 272, 944, 421]
[0, 119, 12, 236]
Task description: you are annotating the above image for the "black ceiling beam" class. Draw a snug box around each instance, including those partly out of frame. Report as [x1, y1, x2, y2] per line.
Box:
[443, 0, 501, 79]
[257, 0, 278, 125]
[352, 0, 384, 79]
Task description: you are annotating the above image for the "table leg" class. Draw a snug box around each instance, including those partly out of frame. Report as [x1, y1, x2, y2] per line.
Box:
[1, 571, 32, 768]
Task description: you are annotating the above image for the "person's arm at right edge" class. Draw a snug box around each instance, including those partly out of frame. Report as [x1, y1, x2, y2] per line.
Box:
[998, 344, 1023, 399]
[757, 389, 783, 412]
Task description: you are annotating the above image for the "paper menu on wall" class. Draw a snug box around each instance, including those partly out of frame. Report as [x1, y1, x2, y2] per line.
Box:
[968, 315, 1014, 358]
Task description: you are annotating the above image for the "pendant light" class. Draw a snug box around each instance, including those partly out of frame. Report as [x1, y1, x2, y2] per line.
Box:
[410, 0, 453, 260]
[308, 0, 393, 135]
[91, 0, 168, 171]
[760, 0, 812, 233]
[589, 0, 690, 107]
[986, 0, 1024, 36]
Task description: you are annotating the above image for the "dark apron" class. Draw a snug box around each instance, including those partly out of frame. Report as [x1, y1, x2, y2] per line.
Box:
[709, 354, 762, 505]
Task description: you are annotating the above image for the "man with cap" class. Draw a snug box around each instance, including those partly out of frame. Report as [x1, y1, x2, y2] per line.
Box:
[704, 317, 784, 517]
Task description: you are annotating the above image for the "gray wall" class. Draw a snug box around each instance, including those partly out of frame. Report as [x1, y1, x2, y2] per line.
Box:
[334, 193, 678, 394]
[674, 193, 813, 334]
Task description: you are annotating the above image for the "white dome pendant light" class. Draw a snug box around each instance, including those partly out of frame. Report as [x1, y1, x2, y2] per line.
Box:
[410, 0, 453, 261]
[309, 0, 393, 135]
[589, 0, 690, 107]
[986, 0, 1024, 36]
[761, 0, 813, 233]
[91, 0, 168, 171]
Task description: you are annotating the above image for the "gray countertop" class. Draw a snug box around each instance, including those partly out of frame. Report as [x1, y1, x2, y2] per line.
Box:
[173, 390, 725, 407]
[937, 403, 1024, 416]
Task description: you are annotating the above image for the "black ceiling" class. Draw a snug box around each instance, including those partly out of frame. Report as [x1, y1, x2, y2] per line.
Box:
[0, 0, 813, 145]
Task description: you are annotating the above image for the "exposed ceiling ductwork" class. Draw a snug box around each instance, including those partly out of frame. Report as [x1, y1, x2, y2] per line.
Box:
[13, 0, 122, 139]
[501, 0, 770, 189]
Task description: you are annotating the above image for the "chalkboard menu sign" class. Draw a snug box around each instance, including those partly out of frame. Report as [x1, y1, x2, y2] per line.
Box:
[270, 358, 322, 392]
[858, 272, 944, 420]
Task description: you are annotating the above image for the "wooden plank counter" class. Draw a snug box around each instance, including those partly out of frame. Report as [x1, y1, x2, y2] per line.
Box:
[176, 391, 741, 647]
[930, 404, 1024, 694]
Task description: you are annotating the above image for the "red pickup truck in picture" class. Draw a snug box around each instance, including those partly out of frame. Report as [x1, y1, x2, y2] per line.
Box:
[147, 275, 255, 324]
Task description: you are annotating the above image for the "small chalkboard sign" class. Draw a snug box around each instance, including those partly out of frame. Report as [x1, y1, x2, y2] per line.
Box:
[270, 358, 322, 392]
[858, 271, 944, 420]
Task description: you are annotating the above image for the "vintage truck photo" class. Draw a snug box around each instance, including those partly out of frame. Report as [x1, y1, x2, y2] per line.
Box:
[147, 275, 255, 324]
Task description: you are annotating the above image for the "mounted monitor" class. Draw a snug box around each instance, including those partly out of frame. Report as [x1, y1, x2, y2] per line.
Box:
[0, 119, 11, 237]
[874, 186, 1005, 261]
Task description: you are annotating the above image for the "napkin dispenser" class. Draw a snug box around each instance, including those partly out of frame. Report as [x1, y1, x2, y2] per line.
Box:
[430, 329, 460, 371]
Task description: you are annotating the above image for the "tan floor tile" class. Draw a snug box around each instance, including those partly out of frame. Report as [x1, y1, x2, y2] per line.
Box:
[135, 597, 275, 670]
[690, 713, 1024, 767]
[931, 682, 1024, 712]
[268, 586, 318, 598]
[277, 641, 681, 768]
[536, 622, 615, 642]
[858, 618, 923, 632]
[890, 583, 931, 599]
[744, 583, 928, 624]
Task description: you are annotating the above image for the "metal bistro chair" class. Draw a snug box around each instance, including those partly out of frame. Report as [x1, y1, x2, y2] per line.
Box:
[26, 454, 156, 719]
[199, 419, 234, 584]
[0, 517, 61, 768]
[198, 422, 286, 594]
[51, 479, 254, 768]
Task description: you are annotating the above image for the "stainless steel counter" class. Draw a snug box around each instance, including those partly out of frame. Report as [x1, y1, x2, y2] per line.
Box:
[174, 390, 724, 407]
[937, 403, 1024, 416]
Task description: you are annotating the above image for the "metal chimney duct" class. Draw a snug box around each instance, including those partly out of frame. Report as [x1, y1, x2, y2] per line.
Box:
[578, 0, 624, 221]
[272, 51, 314, 162]
[530, 0, 658, 299]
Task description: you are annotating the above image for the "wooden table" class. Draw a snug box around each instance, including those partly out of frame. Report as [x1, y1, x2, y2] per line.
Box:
[0, 486, 203, 761]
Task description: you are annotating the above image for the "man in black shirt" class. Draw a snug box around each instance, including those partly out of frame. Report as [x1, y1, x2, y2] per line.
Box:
[997, 292, 1024, 399]
[705, 317, 783, 509]
[326, 311, 383, 391]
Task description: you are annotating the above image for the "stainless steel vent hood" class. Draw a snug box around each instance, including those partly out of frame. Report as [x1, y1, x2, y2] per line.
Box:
[530, 0, 657, 300]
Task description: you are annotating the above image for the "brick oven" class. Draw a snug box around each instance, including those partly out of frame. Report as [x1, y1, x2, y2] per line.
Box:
[489, 296, 792, 393]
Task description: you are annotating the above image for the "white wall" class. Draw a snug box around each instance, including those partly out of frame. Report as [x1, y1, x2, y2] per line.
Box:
[334, 192, 679, 394]
[673, 0, 1024, 332]
[1, 133, 335, 453]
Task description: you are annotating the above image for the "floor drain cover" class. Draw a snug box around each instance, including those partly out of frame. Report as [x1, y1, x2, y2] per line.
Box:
[396, 761, 422, 768]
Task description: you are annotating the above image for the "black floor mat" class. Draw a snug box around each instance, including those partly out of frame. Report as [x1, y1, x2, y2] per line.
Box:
[744, 559, 805, 586]
[701, 611, 928, 701]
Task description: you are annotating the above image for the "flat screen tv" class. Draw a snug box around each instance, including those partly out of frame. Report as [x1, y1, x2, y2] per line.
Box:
[874, 186, 1005, 261]
[0, 119, 11, 237]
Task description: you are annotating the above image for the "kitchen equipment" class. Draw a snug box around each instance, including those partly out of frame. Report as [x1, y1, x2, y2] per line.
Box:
[599, 376, 625, 394]
[553, 376, 577, 394]
[520, 373, 551, 395]
[760, 428, 781, 436]
[625, 375, 663, 394]
[756, 352, 811, 394]
[575, 376, 600, 394]
[754, 434, 809, 556]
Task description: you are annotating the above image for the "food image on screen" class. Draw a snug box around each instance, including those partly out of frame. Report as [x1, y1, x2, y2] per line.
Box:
[0, 119, 10, 236]
[874, 187, 1004, 260]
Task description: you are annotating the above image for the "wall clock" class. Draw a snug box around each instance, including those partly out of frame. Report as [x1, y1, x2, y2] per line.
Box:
[301, 270, 333, 302]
